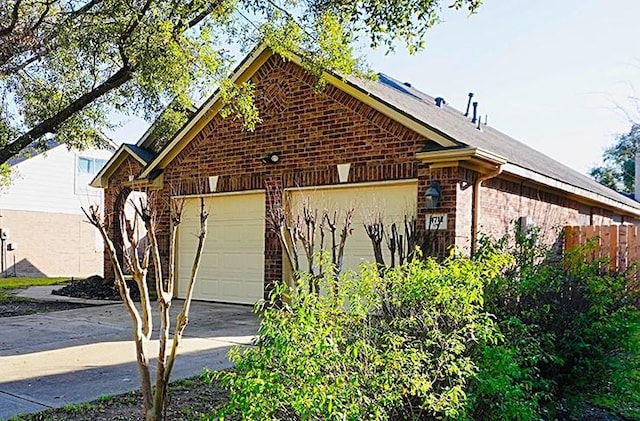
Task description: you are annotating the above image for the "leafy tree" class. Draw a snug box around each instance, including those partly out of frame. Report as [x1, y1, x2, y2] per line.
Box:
[590, 123, 640, 194]
[0, 0, 481, 183]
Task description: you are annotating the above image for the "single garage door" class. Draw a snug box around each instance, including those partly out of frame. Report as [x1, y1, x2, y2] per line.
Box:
[176, 191, 265, 304]
[286, 181, 417, 273]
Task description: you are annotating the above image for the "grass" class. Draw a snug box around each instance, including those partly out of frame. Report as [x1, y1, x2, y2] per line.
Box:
[0, 277, 68, 301]
[0, 277, 69, 290]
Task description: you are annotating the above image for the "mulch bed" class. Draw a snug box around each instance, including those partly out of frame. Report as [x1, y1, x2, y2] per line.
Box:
[52, 275, 141, 301]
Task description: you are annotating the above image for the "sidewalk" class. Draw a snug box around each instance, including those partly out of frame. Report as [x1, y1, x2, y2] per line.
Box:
[0, 287, 258, 420]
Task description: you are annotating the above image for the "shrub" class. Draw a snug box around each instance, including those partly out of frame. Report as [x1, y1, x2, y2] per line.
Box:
[217, 251, 509, 420]
[467, 228, 640, 419]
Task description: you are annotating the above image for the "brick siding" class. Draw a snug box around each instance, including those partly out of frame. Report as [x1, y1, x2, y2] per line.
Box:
[0, 209, 102, 277]
[102, 55, 631, 297]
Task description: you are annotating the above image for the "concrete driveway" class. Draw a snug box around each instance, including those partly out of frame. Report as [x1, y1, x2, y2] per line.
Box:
[0, 287, 258, 420]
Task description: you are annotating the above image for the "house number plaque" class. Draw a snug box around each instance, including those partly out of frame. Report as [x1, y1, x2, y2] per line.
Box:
[426, 214, 447, 231]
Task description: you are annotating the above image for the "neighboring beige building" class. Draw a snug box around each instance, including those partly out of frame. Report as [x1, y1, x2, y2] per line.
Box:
[0, 142, 114, 277]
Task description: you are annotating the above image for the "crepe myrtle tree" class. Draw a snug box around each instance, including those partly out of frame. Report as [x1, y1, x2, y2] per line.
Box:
[83, 188, 208, 421]
[364, 213, 446, 271]
[268, 189, 354, 292]
[0, 0, 481, 186]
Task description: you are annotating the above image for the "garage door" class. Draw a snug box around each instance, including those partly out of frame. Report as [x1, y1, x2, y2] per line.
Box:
[286, 181, 417, 274]
[176, 192, 265, 304]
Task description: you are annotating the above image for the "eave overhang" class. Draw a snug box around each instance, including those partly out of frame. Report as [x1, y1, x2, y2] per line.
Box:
[416, 146, 508, 173]
[137, 45, 460, 180]
[90, 144, 152, 188]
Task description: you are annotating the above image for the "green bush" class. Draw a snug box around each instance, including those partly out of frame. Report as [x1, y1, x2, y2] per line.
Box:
[216, 228, 639, 419]
[217, 251, 509, 420]
[467, 228, 640, 419]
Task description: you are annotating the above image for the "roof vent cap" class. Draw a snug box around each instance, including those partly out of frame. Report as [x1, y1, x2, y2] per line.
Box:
[434, 97, 446, 107]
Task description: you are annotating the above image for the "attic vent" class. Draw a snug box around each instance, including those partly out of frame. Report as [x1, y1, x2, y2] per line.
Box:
[403, 82, 412, 87]
[434, 97, 446, 107]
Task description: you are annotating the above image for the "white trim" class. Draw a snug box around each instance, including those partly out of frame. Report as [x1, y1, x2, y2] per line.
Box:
[171, 189, 265, 200]
[89, 144, 150, 188]
[284, 179, 418, 193]
[139, 46, 460, 179]
[208, 175, 219, 192]
[503, 163, 640, 217]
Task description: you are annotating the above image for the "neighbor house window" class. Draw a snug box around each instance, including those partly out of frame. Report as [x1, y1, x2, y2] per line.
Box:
[77, 157, 107, 175]
[75, 156, 108, 196]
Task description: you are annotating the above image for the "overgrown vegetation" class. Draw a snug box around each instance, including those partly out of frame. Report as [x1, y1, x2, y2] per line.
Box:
[217, 251, 510, 419]
[469, 228, 640, 420]
[217, 229, 640, 420]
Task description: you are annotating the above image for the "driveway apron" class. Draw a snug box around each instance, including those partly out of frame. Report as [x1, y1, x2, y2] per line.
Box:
[0, 295, 258, 420]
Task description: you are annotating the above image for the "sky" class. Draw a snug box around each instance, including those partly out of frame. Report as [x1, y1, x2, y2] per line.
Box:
[108, 0, 640, 175]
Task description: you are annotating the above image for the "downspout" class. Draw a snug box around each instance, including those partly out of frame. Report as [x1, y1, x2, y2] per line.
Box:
[471, 166, 503, 254]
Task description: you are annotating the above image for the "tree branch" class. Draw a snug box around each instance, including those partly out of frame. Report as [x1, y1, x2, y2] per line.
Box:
[0, 65, 132, 165]
[0, 0, 23, 37]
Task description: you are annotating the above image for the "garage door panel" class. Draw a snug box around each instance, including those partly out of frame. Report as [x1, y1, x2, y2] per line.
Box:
[287, 183, 417, 274]
[177, 192, 265, 304]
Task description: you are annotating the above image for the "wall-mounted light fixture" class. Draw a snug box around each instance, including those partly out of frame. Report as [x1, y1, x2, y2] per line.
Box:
[425, 180, 441, 210]
[260, 152, 281, 164]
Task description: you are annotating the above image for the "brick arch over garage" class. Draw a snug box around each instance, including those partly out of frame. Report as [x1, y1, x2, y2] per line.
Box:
[103, 155, 144, 282]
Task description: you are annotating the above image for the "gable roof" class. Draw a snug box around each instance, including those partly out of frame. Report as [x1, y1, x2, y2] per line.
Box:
[352, 73, 640, 212]
[89, 143, 153, 188]
[136, 100, 197, 154]
[98, 46, 640, 216]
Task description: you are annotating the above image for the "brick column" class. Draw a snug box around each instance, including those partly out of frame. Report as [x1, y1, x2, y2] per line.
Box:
[264, 176, 284, 299]
[417, 164, 459, 258]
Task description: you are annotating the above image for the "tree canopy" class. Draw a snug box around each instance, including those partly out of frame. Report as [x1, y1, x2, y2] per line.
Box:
[0, 0, 480, 181]
[590, 123, 640, 194]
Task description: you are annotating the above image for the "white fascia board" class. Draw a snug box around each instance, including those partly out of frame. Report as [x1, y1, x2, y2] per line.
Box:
[138, 44, 270, 179]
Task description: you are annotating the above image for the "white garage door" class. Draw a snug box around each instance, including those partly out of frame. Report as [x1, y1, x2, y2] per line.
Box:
[286, 181, 417, 274]
[177, 192, 265, 304]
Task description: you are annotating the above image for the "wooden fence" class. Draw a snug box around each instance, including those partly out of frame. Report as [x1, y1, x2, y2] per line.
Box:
[564, 225, 640, 275]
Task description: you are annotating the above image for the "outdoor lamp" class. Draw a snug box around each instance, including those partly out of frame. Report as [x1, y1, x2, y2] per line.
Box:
[425, 181, 441, 210]
[260, 152, 281, 164]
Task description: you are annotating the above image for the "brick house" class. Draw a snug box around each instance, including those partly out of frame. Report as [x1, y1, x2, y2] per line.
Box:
[92, 46, 640, 304]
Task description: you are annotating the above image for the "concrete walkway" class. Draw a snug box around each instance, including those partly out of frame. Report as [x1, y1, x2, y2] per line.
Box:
[0, 287, 258, 420]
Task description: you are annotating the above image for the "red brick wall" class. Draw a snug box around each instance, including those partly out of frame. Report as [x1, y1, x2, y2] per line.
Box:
[103, 156, 144, 281]
[101, 55, 632, 295]
[146, 56, 427, 295]
[478, 176, 623, 245]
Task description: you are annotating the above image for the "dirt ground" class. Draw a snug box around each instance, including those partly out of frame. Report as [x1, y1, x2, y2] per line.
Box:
[10, 374, 227, 420]
[0, 298, 89, 317]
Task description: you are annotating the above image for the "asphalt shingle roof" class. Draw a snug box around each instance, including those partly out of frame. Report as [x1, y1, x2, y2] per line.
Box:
[349, 73, 640, 211]
[125, 144, 155, 164]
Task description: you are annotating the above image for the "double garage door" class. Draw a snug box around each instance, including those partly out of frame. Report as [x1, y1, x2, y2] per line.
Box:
[177, 182, 417, 304]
